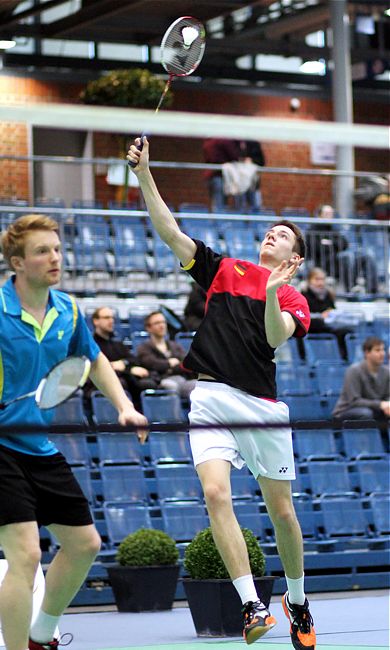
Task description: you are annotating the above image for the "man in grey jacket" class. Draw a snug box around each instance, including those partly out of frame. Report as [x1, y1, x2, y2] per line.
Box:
[333, 336, 390, 422]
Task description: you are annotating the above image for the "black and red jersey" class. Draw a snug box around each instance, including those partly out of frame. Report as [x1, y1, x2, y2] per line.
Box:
[182, 240, 310, 399]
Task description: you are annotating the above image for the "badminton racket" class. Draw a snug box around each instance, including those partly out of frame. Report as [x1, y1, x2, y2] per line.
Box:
[0, 356, 91, 411]
[128, 15, 206, 167]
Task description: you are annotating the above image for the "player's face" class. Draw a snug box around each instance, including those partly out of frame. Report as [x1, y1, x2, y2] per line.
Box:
[147, 314, 167, 338]
[12, 230, 62, 287]
[365, 344, 385, 367]
[260, 225, 298, 266]
[95, 308, 115, 335]
[309, 270, 326, 290]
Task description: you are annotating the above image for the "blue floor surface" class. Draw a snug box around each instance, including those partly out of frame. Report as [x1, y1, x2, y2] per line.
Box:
[51, 591, 389, 650]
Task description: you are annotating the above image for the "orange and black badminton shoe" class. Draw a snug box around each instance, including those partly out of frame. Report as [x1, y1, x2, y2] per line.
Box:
[282, 592, 316, 650]
[242, 599, 277, 644]
[29, 634, 73, 650]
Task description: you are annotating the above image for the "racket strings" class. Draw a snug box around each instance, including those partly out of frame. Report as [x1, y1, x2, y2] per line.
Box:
[161, 19, 205, 77]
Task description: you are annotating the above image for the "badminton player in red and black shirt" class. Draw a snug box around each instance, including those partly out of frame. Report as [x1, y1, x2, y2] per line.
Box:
[128, 137, 316, 650]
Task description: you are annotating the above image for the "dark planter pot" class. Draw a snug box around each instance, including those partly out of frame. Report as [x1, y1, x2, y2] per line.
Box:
[183, 576, 277, 637]
[107, 564, 180, 612]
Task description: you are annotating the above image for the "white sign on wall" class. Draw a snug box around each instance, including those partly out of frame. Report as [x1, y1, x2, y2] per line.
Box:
[310, 142, 336, 165]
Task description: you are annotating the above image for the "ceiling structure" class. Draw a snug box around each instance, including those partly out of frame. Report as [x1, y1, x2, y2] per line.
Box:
[0, 0, 389, 98]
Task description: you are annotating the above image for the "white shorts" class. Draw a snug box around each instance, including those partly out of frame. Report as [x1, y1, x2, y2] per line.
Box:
[189, 381, 295, 481]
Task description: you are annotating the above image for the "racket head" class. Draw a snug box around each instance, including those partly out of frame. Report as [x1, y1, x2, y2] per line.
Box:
[161, 16, 206, 78]
[36, 356, 91, 409]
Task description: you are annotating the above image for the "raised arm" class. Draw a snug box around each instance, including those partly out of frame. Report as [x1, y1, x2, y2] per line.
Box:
[127, 137, 197, 267]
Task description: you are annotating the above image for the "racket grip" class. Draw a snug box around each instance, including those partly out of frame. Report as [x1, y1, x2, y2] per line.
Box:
[128, 133, 148, 168]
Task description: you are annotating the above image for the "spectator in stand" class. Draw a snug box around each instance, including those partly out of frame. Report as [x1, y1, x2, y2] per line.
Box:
[183, 282, 207, 331]
[333, 336, 390, 424]
[90, 307, 158, 410]
[306, 204, 378, 293]
[202, 138, 240, 211]
[236, 140, 266, 212]
[137, 311, 197, 399]
[301, 267, 354, 359]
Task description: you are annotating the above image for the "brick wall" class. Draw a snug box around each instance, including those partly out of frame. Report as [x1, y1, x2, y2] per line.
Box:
[0, 74, 387, 215]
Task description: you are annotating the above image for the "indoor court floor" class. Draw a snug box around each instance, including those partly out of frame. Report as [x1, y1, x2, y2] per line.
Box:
[26, 590, 388, 650]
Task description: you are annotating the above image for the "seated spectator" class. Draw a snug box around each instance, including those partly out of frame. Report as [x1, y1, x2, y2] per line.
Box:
[306, 204, 378, 293]
[88, 307, 158, 410]
[333, 336, 390, 425]
[183, 282, 207, 331]
[235, 139, 265, 212]
[137, 310, 197, 399]
[301, 267, 354, 359]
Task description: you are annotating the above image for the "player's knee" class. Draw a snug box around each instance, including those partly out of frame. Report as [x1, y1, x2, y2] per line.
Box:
[203, 481, 230, 509]
[82, 530, 101, 559]
[9, 543, 42, 582]
[271, 504, 297, 530]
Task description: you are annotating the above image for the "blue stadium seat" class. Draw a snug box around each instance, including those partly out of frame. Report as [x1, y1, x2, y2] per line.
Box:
[103, 503, 152, 545]
[352, 459, 389, 495]
[358, 226, 388, 284]
[148, 431, 192, 464]
[313, 361, 347, 396]
[274, 337, 304, 365]
[178, 202, 210, 214]
[161, 503, 209, 541]
[345, 333, 365, 364]
[52, 433, 90, 465]
[74, 214, 110, 247]
[184, 224, 220, 250]
[230, 467, 259, 501]
[319, 496, 368, 539]
[112, 243, 149, 274]
[100, 465, 147, 503]
[73, 243, 109, 272]
[128, 312, 150, 333]
[174, 331, 195, 354]
[155, 464, 202, 502]
[293, 429, 339, 461]
[369, 494, 390, 535]
[233, 502, 262, 538]
[91, 394, 118, 425]
[303, 333, 343, 365]
[72, 200, 103, 210]
[51, 394, 88, 426]
[224, 227, 259, 264]
[151, 237, 179, 274]
[131, 330, 150, 352]
[282, 394, 325, 423]
[293, 496, 318, 540]
[304, 460, 352, 496]
[97, 432, 143, 465]
[108, 200, 139, 211]
[72, 466, 94, 504]
[276, 364, 314, 396]
[141, 390, 183, 423]
[341, 427, 386, 459]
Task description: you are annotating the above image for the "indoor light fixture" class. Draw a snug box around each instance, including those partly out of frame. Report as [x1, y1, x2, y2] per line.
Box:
[299, 60, 326, 74]
[0, 40, 16, 50]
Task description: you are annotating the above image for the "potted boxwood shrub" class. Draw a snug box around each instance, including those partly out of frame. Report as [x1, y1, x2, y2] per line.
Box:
[107, 528, 179, 612]
[183, 527, 276, 637]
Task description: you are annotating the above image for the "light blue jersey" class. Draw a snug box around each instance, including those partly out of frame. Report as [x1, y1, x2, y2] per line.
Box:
[0, 276, 100, 455]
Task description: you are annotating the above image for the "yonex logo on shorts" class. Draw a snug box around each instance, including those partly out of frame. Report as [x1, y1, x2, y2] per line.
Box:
[279, 466, 288, 473]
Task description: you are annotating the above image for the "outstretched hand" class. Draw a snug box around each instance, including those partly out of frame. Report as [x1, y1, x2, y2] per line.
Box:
[126, 136, 149, 172]
[266, 257, 303, 292]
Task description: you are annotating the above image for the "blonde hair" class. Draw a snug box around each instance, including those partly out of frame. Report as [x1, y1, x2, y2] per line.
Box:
[1, 214, 59, 270]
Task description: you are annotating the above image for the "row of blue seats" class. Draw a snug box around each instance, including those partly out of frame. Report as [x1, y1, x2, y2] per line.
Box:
[41, 493, 389, 550]
[68, 458, 389, 509]
[53, 427, 389, 469]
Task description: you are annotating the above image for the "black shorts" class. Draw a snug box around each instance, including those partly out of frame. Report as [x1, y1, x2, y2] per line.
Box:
[0, 444, 93, 528]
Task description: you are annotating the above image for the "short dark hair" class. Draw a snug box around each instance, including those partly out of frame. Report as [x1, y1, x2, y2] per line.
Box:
[363, 336, 384, 353]
[144, 310, 163, 328]
[270, 219, 306, 258]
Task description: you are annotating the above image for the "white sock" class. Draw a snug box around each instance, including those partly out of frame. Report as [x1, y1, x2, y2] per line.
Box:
[286, 575, 305, 606]
[30, 610, 60, 643]
[232, 574, 259, 605]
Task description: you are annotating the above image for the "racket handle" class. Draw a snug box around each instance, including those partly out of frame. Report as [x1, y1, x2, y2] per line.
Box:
[128, 133, 148, 168]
